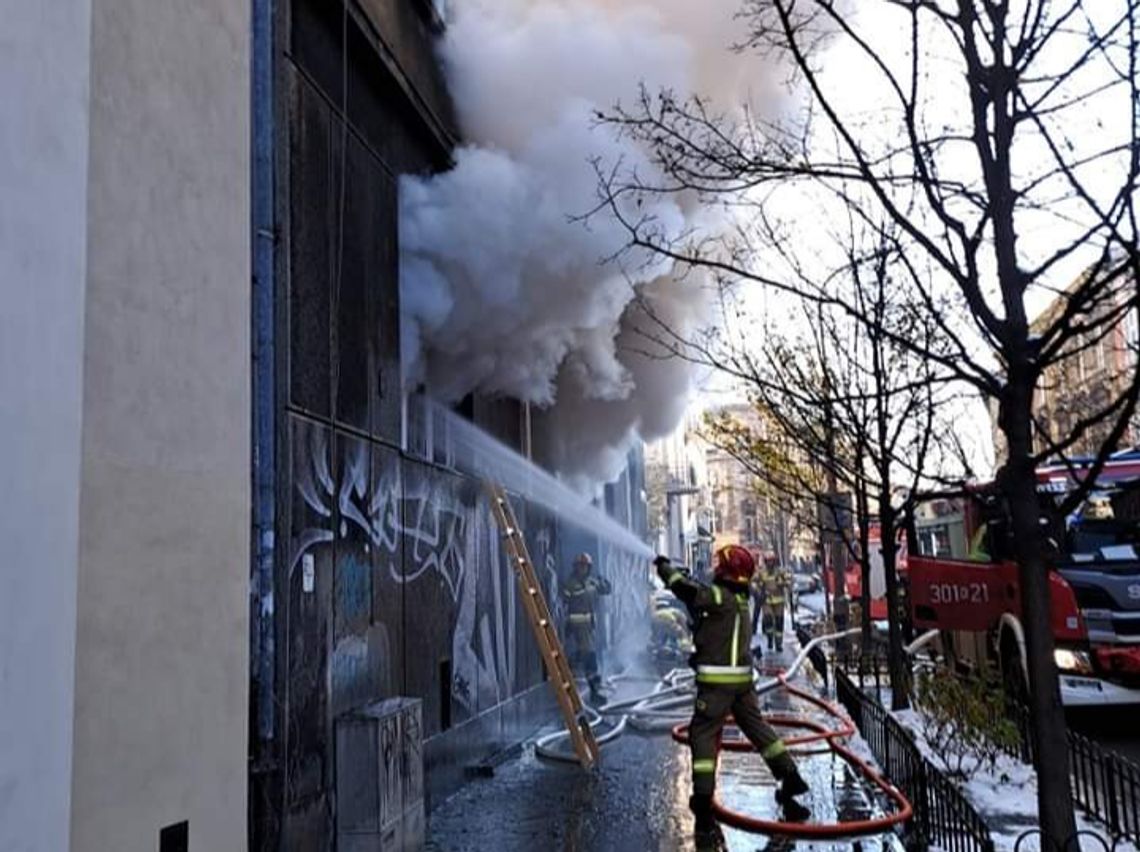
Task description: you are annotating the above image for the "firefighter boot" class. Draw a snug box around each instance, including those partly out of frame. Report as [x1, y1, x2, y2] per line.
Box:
[690, 795, 725, 851]
[587, 676, 607, 707]
[775, 771, 811, 821]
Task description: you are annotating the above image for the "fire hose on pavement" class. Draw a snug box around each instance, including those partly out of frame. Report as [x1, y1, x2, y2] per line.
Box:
[534, 627, 926, 839]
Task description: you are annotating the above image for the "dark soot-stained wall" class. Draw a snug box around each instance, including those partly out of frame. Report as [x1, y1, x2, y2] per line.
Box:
[252, 2, 649, 850]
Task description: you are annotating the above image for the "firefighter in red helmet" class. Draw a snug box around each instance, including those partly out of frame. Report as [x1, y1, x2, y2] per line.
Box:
[656, 545, 809, 848]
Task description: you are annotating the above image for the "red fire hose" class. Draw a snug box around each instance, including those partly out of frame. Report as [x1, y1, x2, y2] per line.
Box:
[671, 675, 913, 839]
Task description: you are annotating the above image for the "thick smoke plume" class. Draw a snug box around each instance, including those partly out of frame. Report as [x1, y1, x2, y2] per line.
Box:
[400, 0, 775, 483]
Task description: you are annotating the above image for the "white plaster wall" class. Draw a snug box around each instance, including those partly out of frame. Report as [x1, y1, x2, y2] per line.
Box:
[0, 2, 92, 850]
[69, 0, 250, 849]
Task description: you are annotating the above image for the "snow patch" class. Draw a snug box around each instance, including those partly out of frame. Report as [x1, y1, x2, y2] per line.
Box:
[890, 706, 1136, 852]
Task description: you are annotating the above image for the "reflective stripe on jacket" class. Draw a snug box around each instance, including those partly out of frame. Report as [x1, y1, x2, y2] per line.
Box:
[562, 574, 611, 623]
[657, 564, 753, 684]
[761, 570, 788, 605]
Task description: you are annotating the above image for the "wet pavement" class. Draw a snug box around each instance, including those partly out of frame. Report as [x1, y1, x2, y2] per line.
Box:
[1069, 705, 1140, 766]
[427, 637, 907, 851]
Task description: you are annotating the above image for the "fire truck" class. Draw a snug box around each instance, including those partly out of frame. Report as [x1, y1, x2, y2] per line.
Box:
[825, 524, 892, 622]
[905, 453, 1140, 707]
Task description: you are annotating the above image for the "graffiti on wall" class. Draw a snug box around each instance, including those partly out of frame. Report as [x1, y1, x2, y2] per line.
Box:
[288, 421, 646, 740]
[289, 428, 553, 722]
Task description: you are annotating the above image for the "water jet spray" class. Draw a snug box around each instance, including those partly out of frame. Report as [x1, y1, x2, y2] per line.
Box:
[426, 399, 653, 559]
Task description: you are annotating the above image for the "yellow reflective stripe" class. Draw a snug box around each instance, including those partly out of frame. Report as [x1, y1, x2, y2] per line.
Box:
[692, 759, 717, 773]
[666, 571, 684, 587]
[696, 672, 754, 685]
[762, 740, 788, 760]
[711, 586, 723, 605]
[697, 665, 753, 674]
[731, 610, 740, 667]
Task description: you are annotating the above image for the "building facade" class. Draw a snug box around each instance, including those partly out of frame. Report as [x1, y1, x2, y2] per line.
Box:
[645, 413, 714, 569]
[254, 1, 649, 847]
[989, 258, 1140, 464]
[646, 405, 819, 573]
[3, 2, 250, 851]
[4, 2, 649, 851]
[704, 404, 817, 565]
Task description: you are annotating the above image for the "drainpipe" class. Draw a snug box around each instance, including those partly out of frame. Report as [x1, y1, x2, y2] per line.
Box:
[250, 0, 277, 775]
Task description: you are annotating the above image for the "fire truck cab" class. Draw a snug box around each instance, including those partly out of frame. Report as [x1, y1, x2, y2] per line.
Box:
[907, 456, 1140, 707]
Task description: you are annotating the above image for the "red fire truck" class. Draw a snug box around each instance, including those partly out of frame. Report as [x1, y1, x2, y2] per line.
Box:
[905, 453, 1140, 707]
[825, 523, 892, 621]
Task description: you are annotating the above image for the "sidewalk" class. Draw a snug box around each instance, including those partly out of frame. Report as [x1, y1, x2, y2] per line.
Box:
[427, 634, 906, 851]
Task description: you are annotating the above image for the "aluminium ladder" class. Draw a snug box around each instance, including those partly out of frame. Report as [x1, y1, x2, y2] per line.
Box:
[485, 482, 601, 769]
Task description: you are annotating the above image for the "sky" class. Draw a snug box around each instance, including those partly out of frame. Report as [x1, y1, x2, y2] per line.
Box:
[814, 1, 1135, 319]
[682, 0, 1136, 477]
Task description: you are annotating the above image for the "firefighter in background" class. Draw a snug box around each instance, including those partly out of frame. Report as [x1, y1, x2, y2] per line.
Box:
[651, 590, 692, 659]
[749, 561, 767, 652]
[561, 552, 612, 705]
[656, 547, 809, 848]
[760, 557, 791, 652]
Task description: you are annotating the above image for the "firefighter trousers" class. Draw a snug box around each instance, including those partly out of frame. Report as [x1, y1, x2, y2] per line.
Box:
[689, 683, 796, 796]
[763, 602, 786, 649]
[566, 624, 603, 692]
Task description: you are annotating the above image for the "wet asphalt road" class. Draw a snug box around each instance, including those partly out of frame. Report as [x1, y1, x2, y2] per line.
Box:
[1068, 707, 1140, 766]
[427, 643, 906, 852]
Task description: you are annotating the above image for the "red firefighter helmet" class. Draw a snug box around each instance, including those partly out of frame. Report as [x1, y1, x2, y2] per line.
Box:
[714, 545, 756, 585]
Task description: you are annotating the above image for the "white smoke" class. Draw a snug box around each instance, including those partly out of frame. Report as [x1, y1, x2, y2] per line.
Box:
[400, 0, 776, 482]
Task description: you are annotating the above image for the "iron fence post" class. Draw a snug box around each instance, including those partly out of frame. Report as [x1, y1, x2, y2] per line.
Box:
[1105, 754, 1120, 837]
[884, 717, 892, 779]
[916, 758, 929, 850]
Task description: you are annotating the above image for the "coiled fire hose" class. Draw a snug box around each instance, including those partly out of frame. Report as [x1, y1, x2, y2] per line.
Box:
[533, 627, 929, 839]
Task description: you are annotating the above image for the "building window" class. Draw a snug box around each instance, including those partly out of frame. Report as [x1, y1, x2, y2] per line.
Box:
[403, 391, 455, 468]
[1124, 309, 1139, 366]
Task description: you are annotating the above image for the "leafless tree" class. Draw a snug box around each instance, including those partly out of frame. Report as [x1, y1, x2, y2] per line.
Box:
[596, 1, 1140, 842]
[702, 231, 965, 710]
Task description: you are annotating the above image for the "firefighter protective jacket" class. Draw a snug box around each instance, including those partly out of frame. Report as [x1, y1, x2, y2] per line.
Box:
[562, 574, 612, 627]
[656, 562, 753, 685]
[761, 570, 788, 605]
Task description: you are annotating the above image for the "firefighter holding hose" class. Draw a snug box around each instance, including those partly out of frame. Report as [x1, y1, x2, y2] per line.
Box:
[561, 552, 612, 706]
[656, 546, 809, 848]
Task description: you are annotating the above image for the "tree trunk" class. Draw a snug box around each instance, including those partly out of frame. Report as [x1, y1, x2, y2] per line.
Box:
[858, 493, 872, 648]
[1000, 380, 1077, 846]
[879, 504, 909, 711]
[819, 537, 832, 622]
